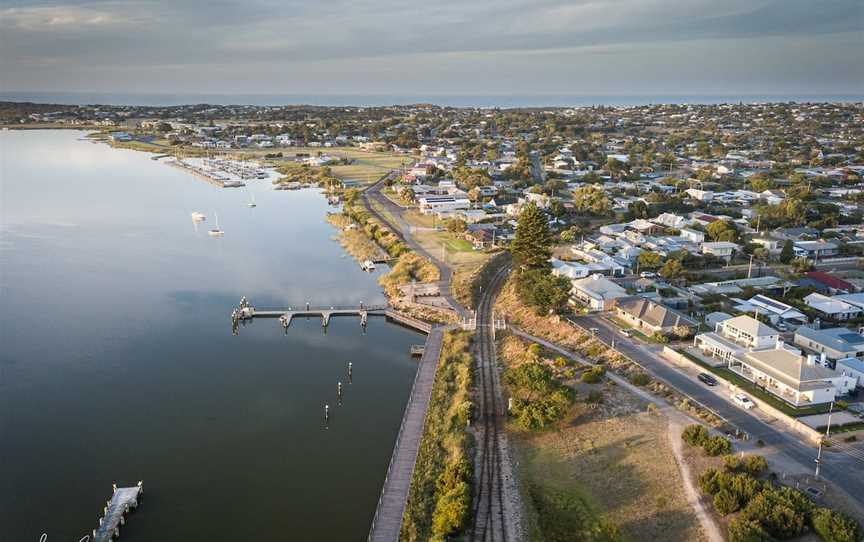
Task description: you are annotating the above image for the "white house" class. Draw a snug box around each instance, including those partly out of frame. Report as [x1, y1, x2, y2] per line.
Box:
[738, 294, 808, 329]
[680, 228, 706, 243]
[417, 195, 471, 215]
[730, 342, 857, 407]
[701, 241, 739, 261]
[569, 274, 628, 311]
[794, 327, 864, 364]
[836, 358, 864, 388]
[803, 293, 863, 321]
[694, 315, 779, 364]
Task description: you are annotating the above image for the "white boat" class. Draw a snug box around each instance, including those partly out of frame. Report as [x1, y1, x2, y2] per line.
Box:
[191, 211, 207, 221]
[361, 260, 376, 271]
[208, 212, 224, 237]
[248, 193, 257, 208]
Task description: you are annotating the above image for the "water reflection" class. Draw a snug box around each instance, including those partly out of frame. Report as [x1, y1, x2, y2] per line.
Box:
[0, 130, 420, 541]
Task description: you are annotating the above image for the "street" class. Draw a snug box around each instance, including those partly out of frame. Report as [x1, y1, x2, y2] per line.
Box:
[570, 313, 864, 501]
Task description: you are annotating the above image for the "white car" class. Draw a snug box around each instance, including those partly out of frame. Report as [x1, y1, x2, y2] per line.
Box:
[619, 329, 632, 337]
[640, 271, 657, 278]
[732, 393, 755, 410]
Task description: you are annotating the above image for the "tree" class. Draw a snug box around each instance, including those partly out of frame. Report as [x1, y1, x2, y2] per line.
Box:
[516, 268, 571, 315]
[706, 220, 738, 242]
[638, 251, 663, 270]
[812, 508, 862, 542]
[445, 218, 467, 234]
[791, 257, 813, 274]
[659, 259, 686, 281]
[572, 186, 611, 216]
[727, 517, 773, 542]
[511, 202, 552, 269]
[559, 226, 579, 243]
[629, 200, 649, 219]
[779, 240, 795, 264]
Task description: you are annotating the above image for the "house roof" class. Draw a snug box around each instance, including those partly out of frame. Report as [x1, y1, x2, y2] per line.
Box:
[720, 315, 778, 337]
[571, 274, 628, 300]
[804, 293, 862, 315]
[741, 347, 839, 391]
[804, 271, 854, 292]
[796, 326, 864, 355]
[616, 296, 697, 329]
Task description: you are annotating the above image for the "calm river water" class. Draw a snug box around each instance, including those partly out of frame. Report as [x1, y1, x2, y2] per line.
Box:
[0, 130, 422, 540]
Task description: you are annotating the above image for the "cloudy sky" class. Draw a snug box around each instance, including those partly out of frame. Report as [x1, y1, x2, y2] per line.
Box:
[1, 0, 862, 97]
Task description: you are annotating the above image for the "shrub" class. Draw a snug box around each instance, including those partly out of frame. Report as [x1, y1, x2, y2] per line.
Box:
[682, 424, 710, 447]
[629, 373, 650, 386]
[699, 468, 723, 495]
[704, 435, 732, 456]
[586, 390, 604, 404]
[728, 516, 774, 542]
[714, 489, 741, 515]
[812, 508, 862, 542]
[431, 480, 470, 537]
[743, 486, 813, 539]
[580, 366, 606, 384]
[724, 454, 768, 476]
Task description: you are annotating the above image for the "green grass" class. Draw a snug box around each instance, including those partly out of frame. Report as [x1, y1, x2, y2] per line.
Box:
[677, 350, 835, 417]
[444, 238, 474, 253]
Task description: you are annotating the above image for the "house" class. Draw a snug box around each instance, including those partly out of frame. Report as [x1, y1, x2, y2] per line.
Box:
[800, 272, 856, 294]
[750, 237, 782, 254]
[614, 296, 697, 336]
[793, 240, 840, 260]
[694, 315, 779, 364]
[701, 241, 739, 261]
[794, 327, 864, 365]
[739, 294, 808, 329]
[569, 274, 628, 311]
[417, 195, 470, 215]
[803, 293, 862, 321]
[679, 228, 705, 243]
[836, 358, 864, 388]
[730, 343, 857, 407]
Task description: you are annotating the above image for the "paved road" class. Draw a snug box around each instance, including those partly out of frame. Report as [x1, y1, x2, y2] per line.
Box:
[362, 178, 468, 319]
[572, 313, 864, 500]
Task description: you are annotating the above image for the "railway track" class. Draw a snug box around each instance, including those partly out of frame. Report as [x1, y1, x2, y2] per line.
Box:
[469, 266, 510, 542]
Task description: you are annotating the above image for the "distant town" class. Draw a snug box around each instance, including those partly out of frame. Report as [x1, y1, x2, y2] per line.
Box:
[6, 98, 864, 541]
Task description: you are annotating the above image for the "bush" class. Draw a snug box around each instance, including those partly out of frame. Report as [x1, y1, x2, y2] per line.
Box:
[714, 489, 741, 515]
[724, 455, 768, 477]
[586, 390, 604, 404]
[699, 468, 723, 496]
[682, 424, 710, 447]
[704, 435, 732, 456]
[728, 516, 774, 542]
[580, 366, 606, 384]
[743, 486, 813, 539]
[629, 373, 650, 386]
[812, 508, 862, 542]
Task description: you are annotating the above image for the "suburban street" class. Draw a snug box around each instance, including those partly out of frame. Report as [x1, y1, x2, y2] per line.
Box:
[571, 313, 864, 501]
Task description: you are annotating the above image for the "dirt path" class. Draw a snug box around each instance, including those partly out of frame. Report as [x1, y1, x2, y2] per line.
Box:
[509, 327, 725, 542]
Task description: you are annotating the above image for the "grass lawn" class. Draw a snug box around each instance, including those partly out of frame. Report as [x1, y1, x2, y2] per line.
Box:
[403, 210, 437, 228]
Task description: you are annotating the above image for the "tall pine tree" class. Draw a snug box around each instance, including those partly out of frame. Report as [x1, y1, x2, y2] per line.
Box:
[511, 202, 552, 269]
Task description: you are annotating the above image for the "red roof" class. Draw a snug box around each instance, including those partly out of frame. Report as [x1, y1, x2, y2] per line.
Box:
[804, 271, 854, 292]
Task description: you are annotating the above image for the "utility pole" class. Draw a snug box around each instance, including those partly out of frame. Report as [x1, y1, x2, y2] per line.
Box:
[748, 254, 754, 279]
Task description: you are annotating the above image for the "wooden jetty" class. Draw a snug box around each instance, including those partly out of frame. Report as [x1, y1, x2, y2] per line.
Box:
[91, 482, 143, 542]
[231, 297, 433, 334]
[368, 327, 445, 541]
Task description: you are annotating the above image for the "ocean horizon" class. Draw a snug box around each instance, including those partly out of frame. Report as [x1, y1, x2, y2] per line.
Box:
[2, 91, 862, 108]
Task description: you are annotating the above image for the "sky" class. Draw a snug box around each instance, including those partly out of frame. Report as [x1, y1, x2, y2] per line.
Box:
[1, 0, 862, 98]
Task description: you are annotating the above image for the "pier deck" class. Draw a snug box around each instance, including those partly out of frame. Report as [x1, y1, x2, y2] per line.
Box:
[368, 326, 445, 541]
[92, 482, 143, 542]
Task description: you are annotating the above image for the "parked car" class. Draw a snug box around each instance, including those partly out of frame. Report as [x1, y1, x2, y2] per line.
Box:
[620, 329, 632, 337]
[698, 372, 718, 386]
[732, 393, 755, 409]
[640, 271, 657, 278]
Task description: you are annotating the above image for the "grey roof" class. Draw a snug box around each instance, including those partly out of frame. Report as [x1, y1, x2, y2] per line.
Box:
[795, 326, 864, 354]
[616, 296, 697, 329]
[742, 348, 838, 391]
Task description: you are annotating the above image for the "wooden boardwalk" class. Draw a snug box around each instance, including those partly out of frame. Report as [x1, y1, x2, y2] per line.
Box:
[91, 482, 143, 542]
[368, 326, 445, 541]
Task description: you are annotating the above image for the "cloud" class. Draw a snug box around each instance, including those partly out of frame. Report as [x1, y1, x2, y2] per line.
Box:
[0, 0, 860, 95]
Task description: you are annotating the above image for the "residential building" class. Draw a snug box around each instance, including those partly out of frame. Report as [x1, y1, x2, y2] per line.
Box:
[803, 293, 862, 321]
[614, 297, 697, 335]
[793, 240, 840, 260]
[679, 228, 705, 243]
[836, 358, 864, 388]
[417, 195, 470, 215]
[738, 295, 808, 329]
[569, 274, 628, 311]
[794, 326, 864, 364]
[694, 315, 779, 364]
[729, 343, 857, 407]
[701, 241, 739, 261]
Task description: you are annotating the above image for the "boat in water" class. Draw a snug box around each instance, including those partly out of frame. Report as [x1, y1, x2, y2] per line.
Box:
[208, 212, 224, 237]
[191, 211, 207, 221]
[361, 260, 376, 271]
